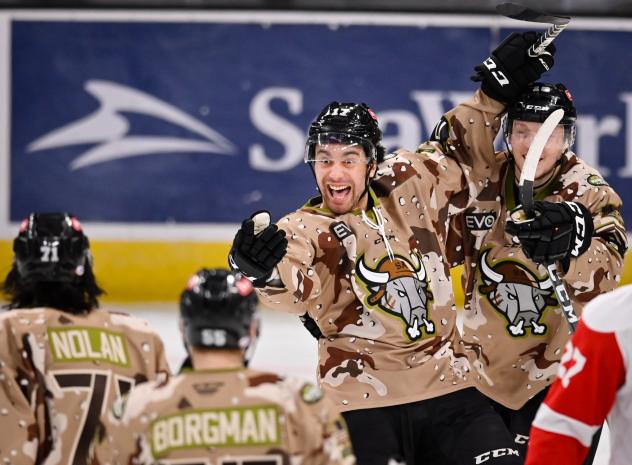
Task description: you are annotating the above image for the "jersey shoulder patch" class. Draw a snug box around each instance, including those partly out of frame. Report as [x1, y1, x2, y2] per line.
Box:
[299, 382, 324, 404]
[587, 174, 609, 187]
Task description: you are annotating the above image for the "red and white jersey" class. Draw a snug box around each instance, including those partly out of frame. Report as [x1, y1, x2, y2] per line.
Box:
[525, 284, 632, 465]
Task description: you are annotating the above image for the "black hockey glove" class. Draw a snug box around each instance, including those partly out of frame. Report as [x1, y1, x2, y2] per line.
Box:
[228, 211, 288, 287]
[299, 313, 323, 340]
[471, 31, 556, 103]
[506, 201, 594, 268]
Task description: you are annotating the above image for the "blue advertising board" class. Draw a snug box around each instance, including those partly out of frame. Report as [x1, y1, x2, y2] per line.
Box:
[7, 15, 632, 226]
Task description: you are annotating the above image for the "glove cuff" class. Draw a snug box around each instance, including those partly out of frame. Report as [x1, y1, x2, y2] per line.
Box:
[228, 248, 271, 287]
[251, 272, 274, 288]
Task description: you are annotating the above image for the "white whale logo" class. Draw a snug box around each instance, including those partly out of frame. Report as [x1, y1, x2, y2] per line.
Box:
[27, 80, 236, 170]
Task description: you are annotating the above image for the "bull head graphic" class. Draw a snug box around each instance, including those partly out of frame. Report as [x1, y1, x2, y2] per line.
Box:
[356, 253, 434, 341]
[479, 250, 557, 337]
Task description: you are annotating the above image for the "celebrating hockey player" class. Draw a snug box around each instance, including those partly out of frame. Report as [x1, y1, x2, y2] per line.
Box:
[0, 212, 169, 465]
[228, 32, 555, 465]
[443, 81, 626, 462]
[91, 268, 355, 465]
[524, 284, 632, 465]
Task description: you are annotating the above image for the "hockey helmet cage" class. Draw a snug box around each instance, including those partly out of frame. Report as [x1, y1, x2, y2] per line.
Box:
[180, 268, 259, 350]
[13, 212, 92, 283]
[305, 101, 385, 164]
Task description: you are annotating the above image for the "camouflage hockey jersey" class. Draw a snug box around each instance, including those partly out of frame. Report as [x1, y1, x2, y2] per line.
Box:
[256, 90, 506, 411]
[0, 307, 169, 465]
[91, 368, 355, 465]
[450, 152, 627, 410]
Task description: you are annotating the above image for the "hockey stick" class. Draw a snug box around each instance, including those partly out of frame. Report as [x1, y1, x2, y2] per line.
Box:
[496, 3, 571, 57]
[517, 108, 564, 216]
[510, 108, 579, 333]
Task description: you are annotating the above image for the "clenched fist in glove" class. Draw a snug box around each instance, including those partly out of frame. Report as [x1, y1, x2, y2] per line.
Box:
[472, 31, 556, 102]
[229, 211, 288, 287]
[506, 201, 594, 269]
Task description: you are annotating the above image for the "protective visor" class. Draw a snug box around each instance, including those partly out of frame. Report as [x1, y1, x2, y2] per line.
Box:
[504, 118, 576, 154]
[304, 132, 376, 165]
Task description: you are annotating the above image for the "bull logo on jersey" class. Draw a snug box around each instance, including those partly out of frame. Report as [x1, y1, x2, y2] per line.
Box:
[479, 250, 557, 337]
[356, 253, 434, 341]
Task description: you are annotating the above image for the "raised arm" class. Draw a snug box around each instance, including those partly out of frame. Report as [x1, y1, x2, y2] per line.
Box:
[427, 32, 556, 179]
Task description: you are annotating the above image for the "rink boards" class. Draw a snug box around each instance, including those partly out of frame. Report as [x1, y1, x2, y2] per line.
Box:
[1, 11, 631, 300]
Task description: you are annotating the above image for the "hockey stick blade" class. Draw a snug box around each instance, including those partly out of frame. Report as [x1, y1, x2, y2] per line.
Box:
[518, 108, 565, 214]
[496, 3, 570, 26]
[496, 3, 570, 57]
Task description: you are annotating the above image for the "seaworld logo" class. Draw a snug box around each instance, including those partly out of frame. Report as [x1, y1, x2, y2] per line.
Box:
[26, 80, 236, 170]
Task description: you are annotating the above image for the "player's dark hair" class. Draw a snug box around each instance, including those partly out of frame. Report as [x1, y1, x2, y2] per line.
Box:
[2, 263, 104, 313]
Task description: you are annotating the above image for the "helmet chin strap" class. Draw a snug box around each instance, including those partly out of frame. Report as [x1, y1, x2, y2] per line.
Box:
[358, 161, 377, 210]
[307, 162, 320, 196]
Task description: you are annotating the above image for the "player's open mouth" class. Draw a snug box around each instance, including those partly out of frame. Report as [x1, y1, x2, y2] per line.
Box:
[328, 184, 351, 200]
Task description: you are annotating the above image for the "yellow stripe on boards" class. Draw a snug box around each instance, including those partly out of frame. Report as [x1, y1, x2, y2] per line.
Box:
[0, 240, 231, 302]
[0, 241, 12, 284]
[91, 241, 232, 302]
[2, 240, 632, 302]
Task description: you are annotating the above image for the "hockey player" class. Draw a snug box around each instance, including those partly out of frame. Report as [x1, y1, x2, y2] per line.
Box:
[228, 32, 555, 465]
[0, 212, 169, 465]
[91, 268, 355, 465]
[443, 82, 626, 461]
[524, 284, 632, 465]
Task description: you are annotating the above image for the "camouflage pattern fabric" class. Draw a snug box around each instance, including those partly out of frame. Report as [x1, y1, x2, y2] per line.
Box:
[257, 90, 506, 411]
[91, 368, 355, 465]
[448, 147, 627, 409]
[0, 307, 169, 465]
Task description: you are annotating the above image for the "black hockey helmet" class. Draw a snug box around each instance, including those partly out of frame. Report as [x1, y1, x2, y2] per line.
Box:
[504, 82, 577, 149]
[179, 268, 259, 351]
[305, 101, 385, 164]
[13, 212, 92, 283]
